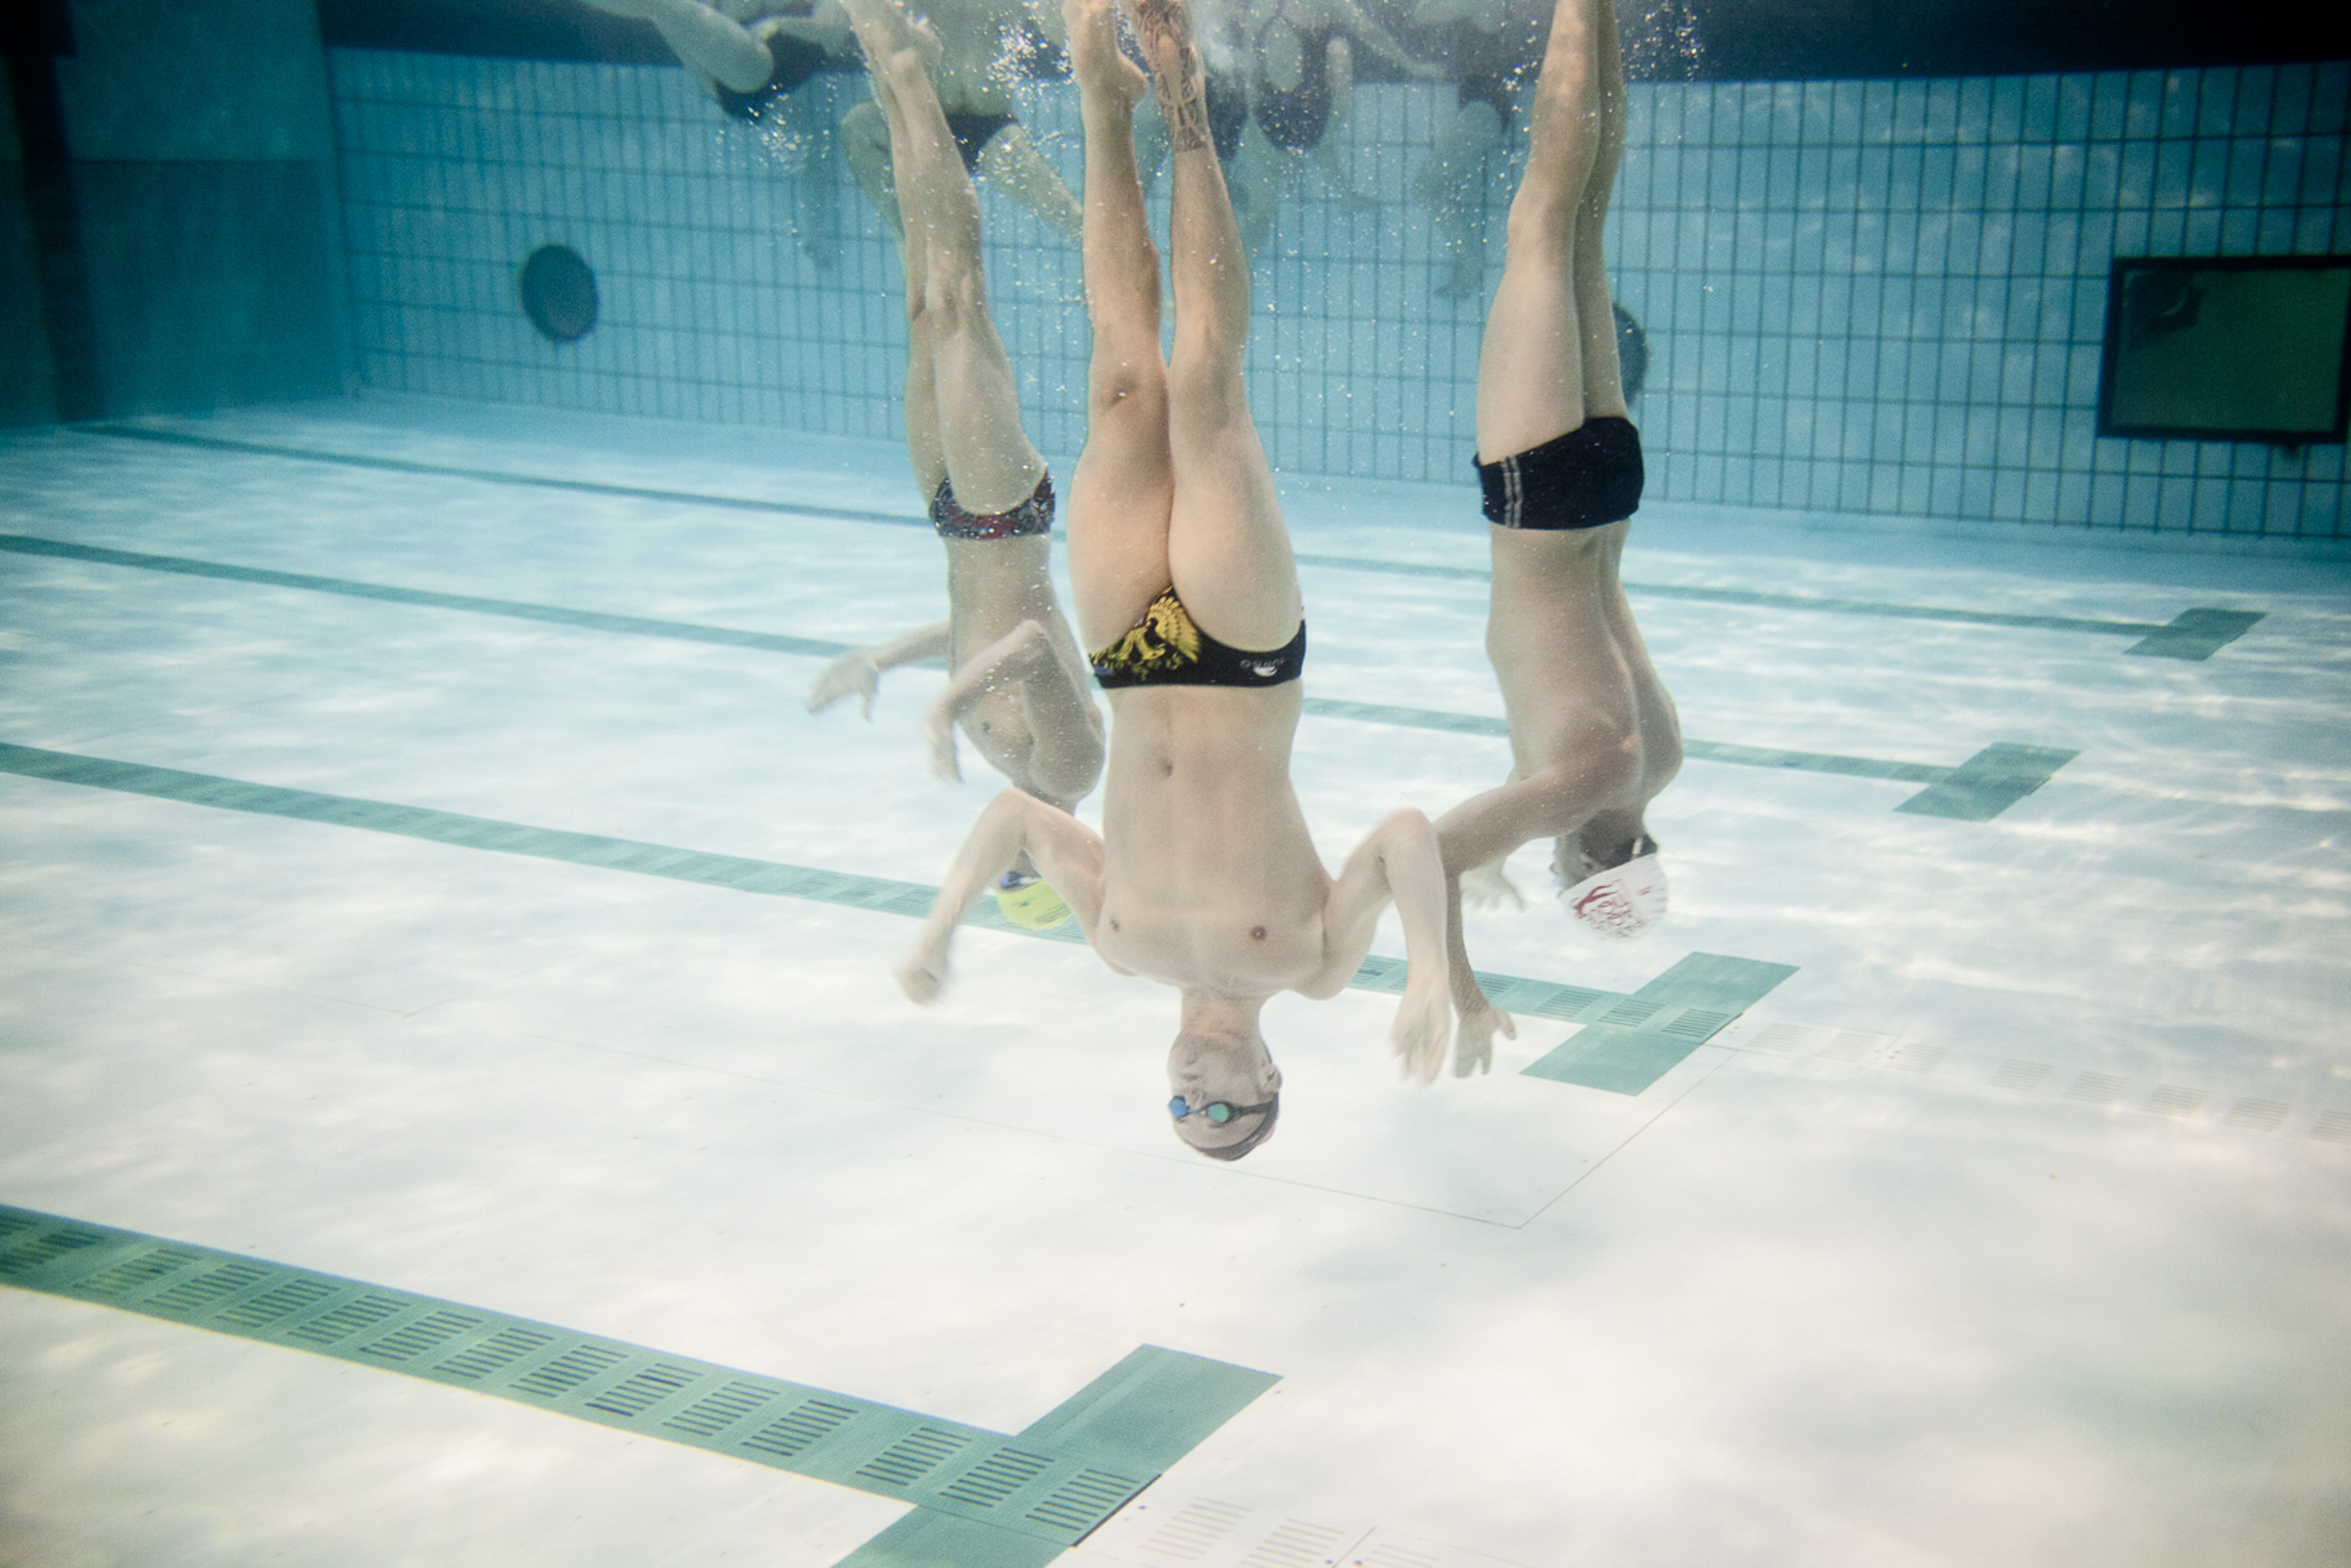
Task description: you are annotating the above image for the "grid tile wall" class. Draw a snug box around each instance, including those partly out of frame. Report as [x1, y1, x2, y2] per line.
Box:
[1615, 66, 2351, 537]
[331, 49, 2351, 539]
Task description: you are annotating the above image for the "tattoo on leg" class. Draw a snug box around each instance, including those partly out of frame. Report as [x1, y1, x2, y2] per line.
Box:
[1131, 0, 1210, 151]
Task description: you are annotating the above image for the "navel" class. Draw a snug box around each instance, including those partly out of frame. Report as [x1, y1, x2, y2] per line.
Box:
[1250, 925, 1266, 941]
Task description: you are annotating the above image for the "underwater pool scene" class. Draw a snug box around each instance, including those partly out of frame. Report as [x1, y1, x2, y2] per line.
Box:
[3, 2, 2349, 1565]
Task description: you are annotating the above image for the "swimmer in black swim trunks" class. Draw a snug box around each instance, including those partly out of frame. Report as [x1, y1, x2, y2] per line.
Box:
[897, 0, 1456, 1158]
[832, 0, 1088, 244]
[1435, 0, 1683, 1074]
[808, 0, 1103, 819]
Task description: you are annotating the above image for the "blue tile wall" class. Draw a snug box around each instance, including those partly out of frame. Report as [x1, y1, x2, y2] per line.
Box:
[331, 50, 2350, 539]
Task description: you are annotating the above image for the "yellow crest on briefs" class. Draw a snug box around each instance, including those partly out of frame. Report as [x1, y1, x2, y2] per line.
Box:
[1098, 588, 1202, 678]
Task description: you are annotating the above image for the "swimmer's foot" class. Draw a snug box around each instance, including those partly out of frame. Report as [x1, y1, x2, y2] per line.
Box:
[1117, 0, 1208, 146]
[837, 0, 941, 80]
[1066, 0, 1147, 111]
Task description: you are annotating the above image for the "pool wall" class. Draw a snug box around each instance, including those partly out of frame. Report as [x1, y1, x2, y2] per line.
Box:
[330, 50, 2350, 540]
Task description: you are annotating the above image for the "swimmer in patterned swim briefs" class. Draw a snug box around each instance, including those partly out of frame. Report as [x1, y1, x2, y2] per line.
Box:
[896, 0, 1454, 1161]
[1434, 0, 1683, 1076]
[808, 0, 1103, 884]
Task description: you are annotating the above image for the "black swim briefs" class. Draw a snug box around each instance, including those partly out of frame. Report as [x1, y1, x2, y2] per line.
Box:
[931, 471, 1054, 541]
[945, 111, 1016, 173]
[1090, 586, 1306, 690]
[714, 32, 829, 122]
[1475, 416, 1643, 530]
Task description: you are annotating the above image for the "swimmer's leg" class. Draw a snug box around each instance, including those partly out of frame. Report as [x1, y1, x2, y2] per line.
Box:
[1065, 0, 1177, 650]
[849, 0, 1045, 512]
[840, 98, 907, 249]
[1126, 0, 1300, 650]
[1415, 99, 1501, 297]
[1310, 35, 1377, 212]
[581, 0, 773, 92]
[1474, 0, 1626, 460]
[974, 124, 1087, 245]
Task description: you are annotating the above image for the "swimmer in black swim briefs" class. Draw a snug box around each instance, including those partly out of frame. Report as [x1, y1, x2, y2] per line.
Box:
[1089, 586, 1307, 689]
[808, 0, 1102, 812]
[1436, 0, 1683, 1075]
[897, 0, 1457, 1160]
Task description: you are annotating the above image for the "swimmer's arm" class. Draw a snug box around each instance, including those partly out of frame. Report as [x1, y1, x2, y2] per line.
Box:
[1302, 808, 1452, 1083]
[898, 788, 1111, 1002]
[806, 621, 951, 718]
[1434, 739, 1634, 876]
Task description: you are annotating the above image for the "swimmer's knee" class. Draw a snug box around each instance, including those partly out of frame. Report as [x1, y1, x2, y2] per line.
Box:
[1088, 359, 1166, 420]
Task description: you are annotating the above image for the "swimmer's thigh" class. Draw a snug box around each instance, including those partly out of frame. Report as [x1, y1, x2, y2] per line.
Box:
[1166, 420, 1301, 651]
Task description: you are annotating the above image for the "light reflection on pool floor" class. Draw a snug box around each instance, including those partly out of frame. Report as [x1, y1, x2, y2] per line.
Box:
[3, 395, 2347, 1568]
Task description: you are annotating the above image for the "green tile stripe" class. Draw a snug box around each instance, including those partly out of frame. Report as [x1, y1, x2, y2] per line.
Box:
[0, 741, 1653, 1006]
[1894, 743, 2081, 820]
[3, 537, 2074, 815]
[1295, 552, 2263, 658]
[0, 1205, 1276, 1556]
[1303, 697, 1948, 786]
[841, 1347, 1284, 1568]
[1522, 954, 1799, 1095]
[76, 423, 927, 529]
[0, 533, 855, 660]
[69, 426, 2262, 658]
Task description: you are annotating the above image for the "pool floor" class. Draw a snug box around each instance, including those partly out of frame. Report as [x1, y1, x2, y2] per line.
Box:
[3, 396, 2348, 1567]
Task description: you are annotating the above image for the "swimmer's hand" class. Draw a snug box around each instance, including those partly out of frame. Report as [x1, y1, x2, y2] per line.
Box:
[920, 699, 962, 783]
[1459, 859, 1524, 910]
[1391, 974, 1453, 1085]
[1452, 1002, 1513, 1077]
[807, 651, 883, 718]
[896, 946, 949, 1004]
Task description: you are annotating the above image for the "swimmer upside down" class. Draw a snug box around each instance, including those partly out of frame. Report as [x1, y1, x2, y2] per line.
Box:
[898, 0, 1453, 1161]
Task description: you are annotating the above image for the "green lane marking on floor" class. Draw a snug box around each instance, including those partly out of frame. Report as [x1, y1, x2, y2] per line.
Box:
[1522, 954, 1799, 1095]
[838, 1348, 1281, 1568]
[62, 429, 2261, 661]
[0, 533, 855, 660]
[1295, 551, 2260, 659]
[5, 536, 2059, 814]
[75, 423, 928, 529]
[0, 1205, 1274, 1555]
[2124, 608, 2266, 660]
[1304, 696, 1957, 790]
[0, 742, 1641, 1005]
[1894, 742, 2081, 820]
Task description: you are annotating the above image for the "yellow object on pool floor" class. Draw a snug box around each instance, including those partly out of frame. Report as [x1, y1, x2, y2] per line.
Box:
[994, 869, 1072, 930]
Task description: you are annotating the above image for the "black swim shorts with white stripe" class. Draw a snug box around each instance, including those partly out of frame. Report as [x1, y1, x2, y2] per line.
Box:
[1475, 416, 1644, 530]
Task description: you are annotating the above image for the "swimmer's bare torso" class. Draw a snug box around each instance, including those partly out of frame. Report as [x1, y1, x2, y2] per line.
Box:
[942, 536, 1099, 792]
[1089, 683, 1335, 994]
[1442, 519, 1680, 876]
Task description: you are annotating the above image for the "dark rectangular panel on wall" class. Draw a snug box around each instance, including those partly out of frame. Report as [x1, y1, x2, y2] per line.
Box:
[73, 160, 342, 416]
[2098, 257, 2351, 445]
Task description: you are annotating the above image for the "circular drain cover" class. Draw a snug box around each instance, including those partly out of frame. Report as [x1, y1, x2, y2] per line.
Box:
[518, 244, 598, 342]
[1614, 302, 1648, 399]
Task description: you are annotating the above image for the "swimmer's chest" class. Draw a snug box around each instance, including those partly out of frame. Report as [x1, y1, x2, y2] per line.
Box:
[1094, 893, 1326, 994]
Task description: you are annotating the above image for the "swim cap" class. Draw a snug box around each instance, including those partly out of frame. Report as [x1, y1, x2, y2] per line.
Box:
[1557, 847, 1667, 939]
[993, 869, 1072, 930]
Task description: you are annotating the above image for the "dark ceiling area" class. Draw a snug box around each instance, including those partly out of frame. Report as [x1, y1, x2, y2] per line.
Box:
[315, 0, 2348, 81]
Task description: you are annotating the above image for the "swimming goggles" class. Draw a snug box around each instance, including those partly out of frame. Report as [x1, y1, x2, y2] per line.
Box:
[1168, 1095, 1277, 1126]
